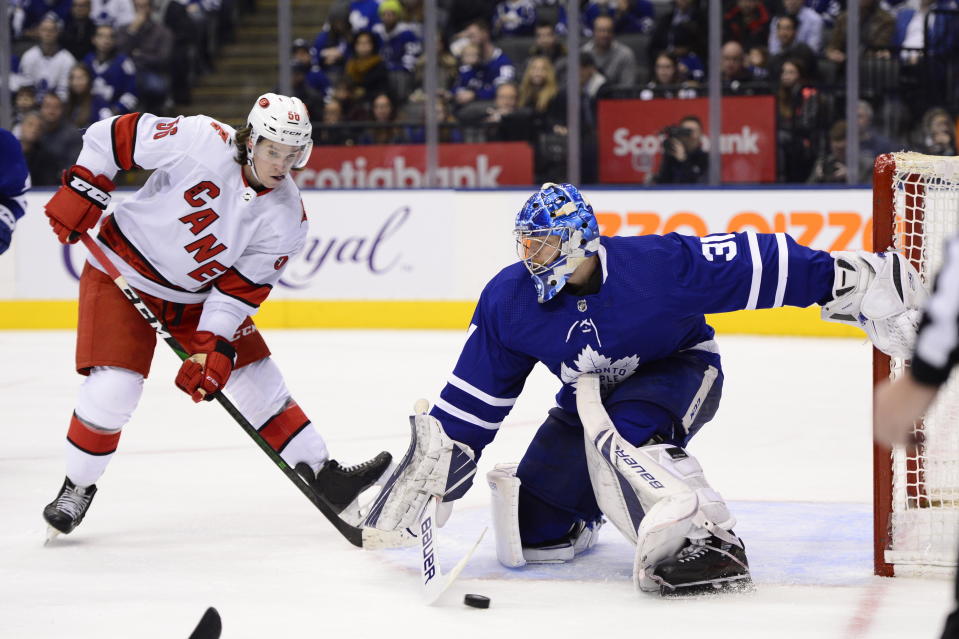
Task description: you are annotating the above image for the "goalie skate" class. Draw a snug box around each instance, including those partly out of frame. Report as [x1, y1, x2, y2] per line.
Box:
[43, 477, 97, 540]
[650, 533, 752, 596]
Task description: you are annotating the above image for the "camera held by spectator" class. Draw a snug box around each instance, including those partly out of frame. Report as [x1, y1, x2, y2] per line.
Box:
[654, 115, 708, 184]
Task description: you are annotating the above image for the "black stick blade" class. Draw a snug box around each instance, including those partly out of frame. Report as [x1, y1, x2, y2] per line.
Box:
[188, 607, 222, 639]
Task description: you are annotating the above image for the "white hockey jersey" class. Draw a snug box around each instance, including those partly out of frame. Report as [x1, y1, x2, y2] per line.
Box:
[77, 112, 308, 340]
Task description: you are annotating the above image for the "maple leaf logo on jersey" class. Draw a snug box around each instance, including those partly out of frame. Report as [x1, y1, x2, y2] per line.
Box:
[560, 345, 640, 396]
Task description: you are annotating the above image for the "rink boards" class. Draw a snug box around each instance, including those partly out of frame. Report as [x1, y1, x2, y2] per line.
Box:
[0, 187, 871, 337]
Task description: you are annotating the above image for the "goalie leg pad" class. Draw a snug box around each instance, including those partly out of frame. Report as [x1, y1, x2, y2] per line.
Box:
[487, 462, 604, 567]
[576, 374, 738, 592]
[365, 410, 476, 532]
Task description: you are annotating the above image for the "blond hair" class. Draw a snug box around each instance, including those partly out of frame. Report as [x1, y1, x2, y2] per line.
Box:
[519, 56, 558, 113]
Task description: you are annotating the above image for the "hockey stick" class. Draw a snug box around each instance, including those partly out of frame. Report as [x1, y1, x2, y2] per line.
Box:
[78, 232, 403, 549]
[418, 496, 487, 604]
[188, 607, 221, 639]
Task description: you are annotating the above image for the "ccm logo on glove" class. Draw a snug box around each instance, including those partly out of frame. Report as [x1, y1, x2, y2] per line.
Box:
[174, 331, 237, 402]
[44, 165, 115, 244]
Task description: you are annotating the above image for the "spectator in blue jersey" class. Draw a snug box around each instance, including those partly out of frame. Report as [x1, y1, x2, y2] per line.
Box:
[367, 181, 925, 597]
[0, 128, 31, 256]
[90, 0, 135, 28]
[348, 0, 380, 33]
[11, 0, 72, 38]
[314, 5, 352, 79]
[583, 0, 654, 36]
[61, 0, 97, 61]
[493, 0, 537, 38]
[372, 0, 422, 74]
[453, 42, 488, 109]
[581, 14, 637, 88]
[17, 14, 76, 101]
[461, 19, 516, 100]
[292, 39, 331, 96]
[84, 24, 139, 120]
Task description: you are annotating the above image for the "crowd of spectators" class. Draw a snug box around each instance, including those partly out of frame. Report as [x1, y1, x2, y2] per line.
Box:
[7, 0, 238, 184]
[298, 0, 959, 185]
[6, 0, 959, 186]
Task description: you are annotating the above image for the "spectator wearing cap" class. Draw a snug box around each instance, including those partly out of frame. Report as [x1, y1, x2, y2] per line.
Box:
[17, 14, 76, 101]
[372, 0, 422, 73]
[581, 14, 637, 88]
[61, 0, 97, 61]
[314, 5, 352, 79]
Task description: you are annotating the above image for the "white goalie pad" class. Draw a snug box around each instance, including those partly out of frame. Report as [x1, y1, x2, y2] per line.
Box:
[821, 250, 927, 358]
[575, 374, 737, 592]
[364, 403, 476, 533]
[487, 463, 602, 568]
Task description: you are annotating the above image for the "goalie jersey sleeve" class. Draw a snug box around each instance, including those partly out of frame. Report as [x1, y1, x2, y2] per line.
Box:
[430, 280, 538, 455]
[643, 231, 834, 314]
[911, 233, 959, 387]
[0, 128, 30, 253]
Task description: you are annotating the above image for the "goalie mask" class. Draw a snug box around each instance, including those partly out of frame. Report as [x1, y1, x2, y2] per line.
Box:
[514, 182, 601, 303]
[245, 93, 313, 179]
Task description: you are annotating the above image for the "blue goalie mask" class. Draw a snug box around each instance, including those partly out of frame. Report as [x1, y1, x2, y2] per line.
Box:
[514, 182, 601, 303]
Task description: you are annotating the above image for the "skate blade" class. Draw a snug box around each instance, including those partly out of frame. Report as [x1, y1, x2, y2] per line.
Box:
[44, 526, 62, 545]
[659, 575, 754, 597]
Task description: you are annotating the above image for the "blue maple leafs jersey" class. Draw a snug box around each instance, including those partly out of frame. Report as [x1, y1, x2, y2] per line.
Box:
[431, 232, 836, 454]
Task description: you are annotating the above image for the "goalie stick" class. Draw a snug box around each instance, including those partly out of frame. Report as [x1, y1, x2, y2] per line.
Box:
[418, 496, 487, 604]
[77, 233, 406, 549]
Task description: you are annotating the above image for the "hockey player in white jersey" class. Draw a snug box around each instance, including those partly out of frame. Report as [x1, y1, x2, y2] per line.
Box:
[41, 93, 391, 537]
[365, 182, 925, 595]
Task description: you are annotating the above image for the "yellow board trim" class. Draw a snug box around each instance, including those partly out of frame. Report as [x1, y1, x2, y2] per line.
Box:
[0, 300, 866, 337]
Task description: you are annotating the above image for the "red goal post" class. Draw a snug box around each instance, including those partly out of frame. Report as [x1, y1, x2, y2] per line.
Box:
[873, 152, 959, 577]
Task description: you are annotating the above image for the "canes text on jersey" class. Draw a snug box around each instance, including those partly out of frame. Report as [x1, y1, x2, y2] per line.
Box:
[180, 181, 229, 283]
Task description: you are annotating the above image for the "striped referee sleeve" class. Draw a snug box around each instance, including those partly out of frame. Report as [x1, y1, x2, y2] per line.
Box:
[912, 234, 959, 386]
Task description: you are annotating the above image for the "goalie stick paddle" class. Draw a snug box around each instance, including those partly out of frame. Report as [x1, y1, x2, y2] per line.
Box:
[77, 233, 401, 549]
[188, 607, 221, 639]
[419, 497, 487, 605]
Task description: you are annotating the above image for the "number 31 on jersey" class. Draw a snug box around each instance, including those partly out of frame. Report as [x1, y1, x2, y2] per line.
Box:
[700, 234, 738, 262]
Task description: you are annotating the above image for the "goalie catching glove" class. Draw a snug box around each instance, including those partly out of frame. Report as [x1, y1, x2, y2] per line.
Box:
[821, 250, 926, 358]
[364, 401, 477, 532]
[44, 165, 115, 244]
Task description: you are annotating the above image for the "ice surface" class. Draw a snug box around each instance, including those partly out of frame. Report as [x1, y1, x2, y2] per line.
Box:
[0, 331, 953, 638]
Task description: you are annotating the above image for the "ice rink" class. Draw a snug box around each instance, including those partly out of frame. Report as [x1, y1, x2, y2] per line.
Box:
[1, 330, 955, 638]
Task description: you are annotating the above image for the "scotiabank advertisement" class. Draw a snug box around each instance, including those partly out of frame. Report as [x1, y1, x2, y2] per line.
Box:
[294, 142, 533, 188]
[598, 96, 777, 184]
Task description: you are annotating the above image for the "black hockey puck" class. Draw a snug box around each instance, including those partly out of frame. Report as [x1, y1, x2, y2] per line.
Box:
[463, 594, 490, 609]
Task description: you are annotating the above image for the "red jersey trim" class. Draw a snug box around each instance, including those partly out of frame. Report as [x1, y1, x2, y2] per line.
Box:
[257, 403, 309, 453]
[111, 112, 143, 171]
[240, 166, 274, 196]
[214, 266, 272, 309]
[97, 215, 212, 295]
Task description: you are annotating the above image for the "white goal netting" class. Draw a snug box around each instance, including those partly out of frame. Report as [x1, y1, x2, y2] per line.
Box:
[883, 152, 959, 575]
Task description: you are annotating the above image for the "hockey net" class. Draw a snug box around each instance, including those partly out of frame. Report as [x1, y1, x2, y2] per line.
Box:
[874, 152, 959, 577]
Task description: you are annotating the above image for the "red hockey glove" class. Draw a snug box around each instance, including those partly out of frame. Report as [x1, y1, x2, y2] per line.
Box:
[174, 332, 237, 403]
[44, 165, 115, 244]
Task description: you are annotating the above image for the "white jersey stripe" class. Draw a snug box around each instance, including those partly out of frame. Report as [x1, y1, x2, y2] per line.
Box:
[773, 232, 789, 308]
[917, 237, 959, 368]
[434, 398, 502, 430]
[745, 230, 762, 310]
[448, 374, 517, 407]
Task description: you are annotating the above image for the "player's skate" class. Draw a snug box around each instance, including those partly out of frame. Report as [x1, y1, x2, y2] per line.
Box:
[651, 532, 751, 596]
[295, 451, 392, 518]
[43, 477, 98, 541]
